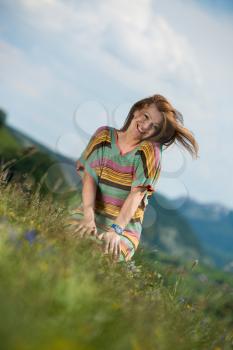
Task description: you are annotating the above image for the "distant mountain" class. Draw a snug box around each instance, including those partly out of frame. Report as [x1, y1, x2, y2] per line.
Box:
[141, 193, 207, 266]
[170, 197, 233, 270]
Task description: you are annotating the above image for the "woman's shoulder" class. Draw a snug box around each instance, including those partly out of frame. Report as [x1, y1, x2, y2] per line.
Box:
[92, 125, 112, 141]
[137, 140, 162, 154]
[136, 140, 162, 167]
[94, 125, 111, 135]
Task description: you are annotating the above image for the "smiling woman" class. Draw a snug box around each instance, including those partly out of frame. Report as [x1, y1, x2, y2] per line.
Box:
[64, 94, 199, 263]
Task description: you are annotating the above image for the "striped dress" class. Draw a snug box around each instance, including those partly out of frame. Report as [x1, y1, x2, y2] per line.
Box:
[66, 125, 163, 262]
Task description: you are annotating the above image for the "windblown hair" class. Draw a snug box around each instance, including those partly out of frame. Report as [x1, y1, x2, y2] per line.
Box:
[119, 94, 199, 159]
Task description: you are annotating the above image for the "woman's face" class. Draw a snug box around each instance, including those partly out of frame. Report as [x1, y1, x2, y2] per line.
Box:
[129, 103, 163, 140]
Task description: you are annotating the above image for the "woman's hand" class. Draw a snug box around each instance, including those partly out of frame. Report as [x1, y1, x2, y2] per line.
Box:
[99, 229, 121, 260]
[71, 217, 97, 238]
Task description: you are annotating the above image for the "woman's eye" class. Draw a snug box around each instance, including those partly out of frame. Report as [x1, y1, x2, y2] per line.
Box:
[144, 114, 148, 119]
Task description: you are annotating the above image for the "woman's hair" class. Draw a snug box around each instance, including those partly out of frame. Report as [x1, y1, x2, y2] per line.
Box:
[119, 94, 199, 159]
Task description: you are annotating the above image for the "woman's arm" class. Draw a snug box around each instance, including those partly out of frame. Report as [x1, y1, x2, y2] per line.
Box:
[113, 186, 147, 228]
[72, 170, 98, 238]
[100, 187, 147, 258]
[82, 170, 97, 220]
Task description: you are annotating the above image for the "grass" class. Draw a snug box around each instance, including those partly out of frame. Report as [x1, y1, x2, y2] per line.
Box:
[0, 181, 233, 350]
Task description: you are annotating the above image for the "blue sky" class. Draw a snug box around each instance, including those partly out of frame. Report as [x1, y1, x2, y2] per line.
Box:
[0, 0, 233, 209]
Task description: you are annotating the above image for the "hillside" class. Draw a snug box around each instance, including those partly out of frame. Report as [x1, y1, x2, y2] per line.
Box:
[0, 125, 79, 198]
[172, 196, 233, 270]
[0, 182, 233, 350]
[142, 192, 205, 258]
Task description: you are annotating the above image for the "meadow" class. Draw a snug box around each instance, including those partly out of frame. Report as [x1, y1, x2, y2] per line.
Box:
[0, 180, 233, 350]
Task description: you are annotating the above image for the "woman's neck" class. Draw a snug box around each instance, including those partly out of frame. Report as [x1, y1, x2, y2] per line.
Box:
[117, 129, 141, 148]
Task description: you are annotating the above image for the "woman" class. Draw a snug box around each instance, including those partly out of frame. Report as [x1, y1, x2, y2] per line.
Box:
[65, 94, 199, 262]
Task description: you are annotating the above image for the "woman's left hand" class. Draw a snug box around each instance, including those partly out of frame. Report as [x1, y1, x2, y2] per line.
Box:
[98, 229, 121, 260]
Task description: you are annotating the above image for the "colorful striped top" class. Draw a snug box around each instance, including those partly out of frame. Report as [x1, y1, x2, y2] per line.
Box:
[72, 125, 162, 261]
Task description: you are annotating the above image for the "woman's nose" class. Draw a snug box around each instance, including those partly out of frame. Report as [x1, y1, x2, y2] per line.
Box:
[141, 119, 152, 131]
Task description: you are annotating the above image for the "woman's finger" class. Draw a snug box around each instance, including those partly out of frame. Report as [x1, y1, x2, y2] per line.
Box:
[90, 226, 98, 236]
[81, 225, 91, 236]
[117, 243, 121, 257]
[98, 232, 104, 240]
[109, 239, 115, 256]
[74, 224, 81, 231]
[91, 227, 98, 237]
[82, 225, 97, 238]
[81, 225, 94, 237]
[114, 242, 121, 261]
[103, 239, 110, 254]
[73, 224, 82, 234]
[80, 226, 90, 238]
[113, 241, 120, 260]
[98, 231, 107, 240]
[71, 226, 81, 237]
[74, 224, 87, 238]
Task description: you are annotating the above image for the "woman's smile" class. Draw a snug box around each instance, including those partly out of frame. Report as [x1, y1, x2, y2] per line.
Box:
[135, 122, 148, 137]
[136, 123, 144, 134]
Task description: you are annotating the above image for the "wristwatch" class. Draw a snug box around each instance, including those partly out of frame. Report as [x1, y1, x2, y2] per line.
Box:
[110, 223, 124, 235]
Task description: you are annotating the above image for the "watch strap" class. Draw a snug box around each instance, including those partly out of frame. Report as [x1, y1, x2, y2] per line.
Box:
[110, 223, 123, 235]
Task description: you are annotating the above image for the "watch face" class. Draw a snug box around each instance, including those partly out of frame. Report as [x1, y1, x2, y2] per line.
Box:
[112, 224, 122, 234]
[116, 227, 121, 234]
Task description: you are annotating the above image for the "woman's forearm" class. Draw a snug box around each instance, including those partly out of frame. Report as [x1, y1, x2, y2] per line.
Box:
[82, 170, 97, 220]
[113, 187, 147, 229]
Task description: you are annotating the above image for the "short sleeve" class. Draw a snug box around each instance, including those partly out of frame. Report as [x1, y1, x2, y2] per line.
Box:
[76, 126, 107, 184]
[131, 141, 162, 196]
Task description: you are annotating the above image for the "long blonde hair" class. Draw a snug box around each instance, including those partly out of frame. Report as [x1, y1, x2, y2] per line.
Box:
[119, 94, 199, 159]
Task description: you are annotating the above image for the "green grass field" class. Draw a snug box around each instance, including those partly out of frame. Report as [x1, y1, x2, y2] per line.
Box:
[0, 181, 233, 350]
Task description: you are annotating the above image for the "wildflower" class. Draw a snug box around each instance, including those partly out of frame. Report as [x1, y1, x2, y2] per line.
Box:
[178, 296, 186, 304]
[24, 229, 38, 244]
[191, 259, 199, 270]
[126, 260, 141, 274]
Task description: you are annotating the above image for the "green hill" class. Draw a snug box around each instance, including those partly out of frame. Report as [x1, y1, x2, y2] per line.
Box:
[0, 125, 79, 200]
[0, 182, 233, 350]
[0, 125, 21, 155]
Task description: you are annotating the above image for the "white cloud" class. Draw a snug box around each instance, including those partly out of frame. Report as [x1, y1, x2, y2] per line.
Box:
[17, 0, 202, 94]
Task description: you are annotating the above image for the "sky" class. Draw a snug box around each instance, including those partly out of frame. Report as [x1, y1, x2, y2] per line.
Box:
[0, 0, 233, 210]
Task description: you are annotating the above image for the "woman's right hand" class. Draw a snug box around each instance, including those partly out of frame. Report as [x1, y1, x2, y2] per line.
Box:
[71, 217, 98, 238]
